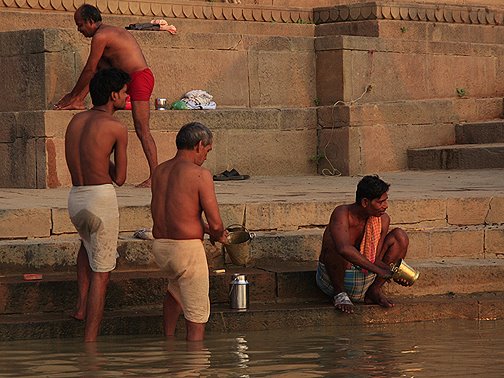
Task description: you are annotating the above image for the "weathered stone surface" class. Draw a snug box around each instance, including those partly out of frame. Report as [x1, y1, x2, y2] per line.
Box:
[387, 199, 447, 226]
[487, 197, 504, 225]
[388, 259, 504, 296]
[485, 228, 504, 258]
[0, 209, 51, 238]
[456, 120, 504, 144]
[447, 197, 491, 225]
[1, 108, 318, 188]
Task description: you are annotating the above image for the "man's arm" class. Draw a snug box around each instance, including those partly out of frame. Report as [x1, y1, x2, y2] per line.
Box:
[330, 208, 391, 278]
[109, 122, 128, 186]
[56, 33, 107, 109]
[198, 169, 228, 244]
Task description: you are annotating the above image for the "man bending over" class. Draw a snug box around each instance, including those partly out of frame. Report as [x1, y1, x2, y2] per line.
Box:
[317, 175, 410, 314]
[56, 4, 157, 187]
[151, 122, 229, 341]
[65, 68, 129, 342]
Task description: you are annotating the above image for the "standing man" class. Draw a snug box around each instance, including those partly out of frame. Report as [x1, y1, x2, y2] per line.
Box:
[317, 175, 410, 314]
[56, 4, 157, 187]
[150, 122, 228, 341]
[65, 68, 129, 342]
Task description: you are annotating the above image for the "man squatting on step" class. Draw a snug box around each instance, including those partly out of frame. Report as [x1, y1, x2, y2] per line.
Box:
[150, 122, 229, 341]
[55, 4, 157, 188]
[65, 68, 130, 342]
[317, 175, 410, 314]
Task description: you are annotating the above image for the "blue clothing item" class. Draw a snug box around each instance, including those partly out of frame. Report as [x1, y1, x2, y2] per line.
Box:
[316, 261, 376, 302]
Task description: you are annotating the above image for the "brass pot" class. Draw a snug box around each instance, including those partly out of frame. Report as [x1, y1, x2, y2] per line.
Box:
[390, 259, 419, 286]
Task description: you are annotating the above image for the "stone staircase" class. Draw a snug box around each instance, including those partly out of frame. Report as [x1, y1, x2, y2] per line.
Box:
[1, 171, 504, 340]
[1, 0, 504, 340]
[408, 120, 504, 170]
[2, 1, 504, 187]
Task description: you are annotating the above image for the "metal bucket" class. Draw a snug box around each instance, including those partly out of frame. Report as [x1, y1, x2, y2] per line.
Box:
[229, 274, 249, 310]
[224, 224, 255, 266]
[391, 259, 420, 286]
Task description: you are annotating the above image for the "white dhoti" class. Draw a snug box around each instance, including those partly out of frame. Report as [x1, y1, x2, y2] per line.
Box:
[152, 239, 210, 324]
[68, 184, 119, 273]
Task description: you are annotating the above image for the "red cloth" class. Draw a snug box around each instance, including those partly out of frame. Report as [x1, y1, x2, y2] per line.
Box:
[359, 216, 382, 273]
[127, 68, 155, 101]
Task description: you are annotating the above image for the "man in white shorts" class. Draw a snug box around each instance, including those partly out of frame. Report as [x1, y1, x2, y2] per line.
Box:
[65, 68, 129, 342]
[151, 122, 228, 341]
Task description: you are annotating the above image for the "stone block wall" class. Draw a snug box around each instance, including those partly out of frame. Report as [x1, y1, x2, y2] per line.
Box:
[1, 1, 504, 186]
[315, 20, 504, 174]
[0, 29, 316, 110]
[0, 109, 317, 188]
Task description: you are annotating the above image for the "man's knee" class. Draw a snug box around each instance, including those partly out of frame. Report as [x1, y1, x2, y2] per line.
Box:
[389, 228, 409, 249]
[92, 271, 111, 285]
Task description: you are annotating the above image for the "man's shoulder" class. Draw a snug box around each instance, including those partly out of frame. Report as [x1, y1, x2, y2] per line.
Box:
[333, 204, 350, 215]
[95, 24, 125, 38]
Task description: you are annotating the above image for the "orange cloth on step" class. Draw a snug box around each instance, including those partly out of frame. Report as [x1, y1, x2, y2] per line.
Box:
[359, 216, 382, 271]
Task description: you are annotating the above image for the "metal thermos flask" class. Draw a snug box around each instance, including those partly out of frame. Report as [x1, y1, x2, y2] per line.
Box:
[229, 274, 249, 310]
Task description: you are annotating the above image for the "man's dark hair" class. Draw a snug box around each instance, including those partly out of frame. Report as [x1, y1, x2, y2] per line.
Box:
[77, 4, 102, 23]
[89, 68, 130, 106]
[176, 122, 213, 150]
[355, 175, 390, 203]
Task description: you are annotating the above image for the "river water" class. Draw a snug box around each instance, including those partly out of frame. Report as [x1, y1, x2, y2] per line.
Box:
[0, 319, 503, 377]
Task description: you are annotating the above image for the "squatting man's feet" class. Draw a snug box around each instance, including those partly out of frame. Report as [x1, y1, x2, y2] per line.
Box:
[334, 292, 354, 314]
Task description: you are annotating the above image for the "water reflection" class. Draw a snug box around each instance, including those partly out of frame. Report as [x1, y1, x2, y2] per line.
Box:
[1, 319, 504, 377]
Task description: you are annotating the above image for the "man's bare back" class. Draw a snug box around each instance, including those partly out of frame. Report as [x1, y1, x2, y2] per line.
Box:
[65, 109, 128, 186]
[151, 159, 212, 240]
[91, 24, 148, 74]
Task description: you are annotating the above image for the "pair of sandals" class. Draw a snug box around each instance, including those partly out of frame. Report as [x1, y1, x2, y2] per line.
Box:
[213, 168, 250, 181]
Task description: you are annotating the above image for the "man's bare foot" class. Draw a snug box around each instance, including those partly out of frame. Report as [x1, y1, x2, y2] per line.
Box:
[334, 292, 354, 314]
[54, 102, 86, 111]
[136, 178, 151, 188]
[69, 311, 85, 321]
[364, 287, 394, 308]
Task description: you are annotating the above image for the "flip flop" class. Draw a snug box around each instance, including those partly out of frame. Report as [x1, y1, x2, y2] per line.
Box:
[213, 169, 250, 181]
[133, 228, 154, 240]
[333, 292, 354, 312]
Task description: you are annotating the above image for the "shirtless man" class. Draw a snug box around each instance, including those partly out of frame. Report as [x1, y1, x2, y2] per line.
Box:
[56, 4, 157, 187]
[317, 175, 410, 314]
[65, 68, 129, 342]
[150, 122, 228, 341]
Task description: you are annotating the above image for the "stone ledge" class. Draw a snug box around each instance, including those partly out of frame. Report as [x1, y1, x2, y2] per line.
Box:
[314, 2, 504, 26]
[0, 292, 503, 340]
[0, 0, 314, 24]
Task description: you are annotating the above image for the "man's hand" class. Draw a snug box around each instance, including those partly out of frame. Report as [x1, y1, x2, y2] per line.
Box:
[54, 93, 86, 110]
[210, 230, 229, 246]
[377, 267, 393, 280]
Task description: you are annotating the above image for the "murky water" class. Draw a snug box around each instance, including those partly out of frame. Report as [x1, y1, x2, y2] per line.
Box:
[1, 319, 503, 377]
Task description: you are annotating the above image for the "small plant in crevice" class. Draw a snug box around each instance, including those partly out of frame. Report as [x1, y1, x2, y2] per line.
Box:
[400, 26, 407, 33]
[313, 98, 320, 106]
[456, 88, 467, 98]
[310, 153, 325, 163]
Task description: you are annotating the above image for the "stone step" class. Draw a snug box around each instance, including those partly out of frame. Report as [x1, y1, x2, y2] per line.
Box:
[1, 289, 504, 341]
[408, 143, 504, 170]
[0, 108, 318, 188]
[0, 28, 316, 113]
[456, 120, 504, 144]
[1, 171, 504, 236]
[1, 224, 503, 273]
[0, 292, 501, 342]
[2, 259, 504, 316]
[0, 263, 324, 315]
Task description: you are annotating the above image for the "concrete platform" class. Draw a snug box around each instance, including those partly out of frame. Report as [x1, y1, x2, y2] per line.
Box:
[1, 169, 504, 340]
[1, 292, 504, 341]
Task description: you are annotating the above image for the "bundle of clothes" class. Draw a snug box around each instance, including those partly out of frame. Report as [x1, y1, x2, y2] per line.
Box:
[171, 90, 217, 110]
